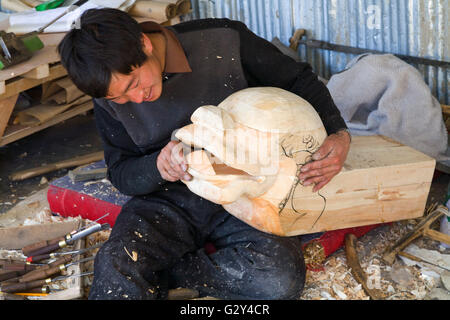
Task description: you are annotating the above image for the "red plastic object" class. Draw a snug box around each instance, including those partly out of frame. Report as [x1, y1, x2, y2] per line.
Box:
[47, 185, 121, 228]
[302, 223, 387, 271]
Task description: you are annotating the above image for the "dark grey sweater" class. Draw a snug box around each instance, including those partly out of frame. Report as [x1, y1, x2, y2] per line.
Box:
[93, 18, 347, 196]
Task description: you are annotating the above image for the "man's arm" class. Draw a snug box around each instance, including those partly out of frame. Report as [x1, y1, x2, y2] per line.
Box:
[229, 19, 351, 191]
[93, 100, 166, 195]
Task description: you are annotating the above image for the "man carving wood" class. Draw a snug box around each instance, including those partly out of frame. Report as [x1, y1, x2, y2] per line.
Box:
[58, 8, 350, 300]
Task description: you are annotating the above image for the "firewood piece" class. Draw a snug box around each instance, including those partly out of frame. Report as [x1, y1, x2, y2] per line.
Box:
[345, 233, 383, 300]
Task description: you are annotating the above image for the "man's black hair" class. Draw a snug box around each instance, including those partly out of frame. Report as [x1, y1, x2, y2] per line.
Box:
[58, 8, 148, 98]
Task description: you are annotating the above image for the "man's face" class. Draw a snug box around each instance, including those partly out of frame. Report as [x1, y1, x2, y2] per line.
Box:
[105, 35, 163, 104]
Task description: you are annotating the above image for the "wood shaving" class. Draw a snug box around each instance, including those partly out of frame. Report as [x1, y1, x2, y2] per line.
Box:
[124, 246, 138, 262]
[22, 208, 78, 226]
[300, 219, 449, 300]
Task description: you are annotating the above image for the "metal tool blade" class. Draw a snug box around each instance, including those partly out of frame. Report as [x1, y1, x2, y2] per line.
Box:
[0, 36, 12, 61]
[67, 223, 110, 244]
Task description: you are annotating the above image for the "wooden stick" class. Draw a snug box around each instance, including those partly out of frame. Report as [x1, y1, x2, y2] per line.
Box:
[9, 151, 104, 181]
[22, 64, 50, 80]
[345, 233, 383, 300]
[423, 228, 450, 245]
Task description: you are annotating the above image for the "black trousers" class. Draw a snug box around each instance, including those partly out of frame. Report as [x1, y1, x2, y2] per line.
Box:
[88, 182, 306, 300]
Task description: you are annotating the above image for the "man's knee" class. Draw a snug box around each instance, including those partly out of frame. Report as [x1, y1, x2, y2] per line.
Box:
[239, 238, 306, 299]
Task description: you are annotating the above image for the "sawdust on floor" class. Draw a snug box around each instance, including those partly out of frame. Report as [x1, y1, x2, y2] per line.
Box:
[2, 195, 449, 300]
[300, 218, 449, 300]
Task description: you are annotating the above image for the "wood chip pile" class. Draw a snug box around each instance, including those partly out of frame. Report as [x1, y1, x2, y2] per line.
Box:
[301, 219, 449, 300]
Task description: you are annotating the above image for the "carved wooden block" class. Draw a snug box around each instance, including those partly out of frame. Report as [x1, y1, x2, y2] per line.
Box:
[176, 88, 435, 236]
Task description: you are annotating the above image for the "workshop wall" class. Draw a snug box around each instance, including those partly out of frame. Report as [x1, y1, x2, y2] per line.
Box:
[187, 0, 449, 105]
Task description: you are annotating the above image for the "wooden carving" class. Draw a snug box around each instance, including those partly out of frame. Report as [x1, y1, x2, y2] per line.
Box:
[175, 87, 435, 236]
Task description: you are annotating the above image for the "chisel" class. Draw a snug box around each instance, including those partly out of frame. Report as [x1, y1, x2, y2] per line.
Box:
[15, 255, 73, 283]
[17, 256, 95, 283]
[0, 270, 27, 282]
[22, 213, 110, 256]
[26, 242, 104, 263]
[1, 271, 93, 294]
[0, 260, 44, 272]
[25, 223, 110, 257]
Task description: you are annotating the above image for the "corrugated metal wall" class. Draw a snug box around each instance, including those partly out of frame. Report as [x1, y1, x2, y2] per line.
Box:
[186, 0, 449, 104]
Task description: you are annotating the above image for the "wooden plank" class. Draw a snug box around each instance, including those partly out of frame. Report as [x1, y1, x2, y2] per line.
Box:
[0, 94, 19, 138]
[0, 100, 92, 146]
[0, 63, 67, 100]
[0, 43, 60, 82]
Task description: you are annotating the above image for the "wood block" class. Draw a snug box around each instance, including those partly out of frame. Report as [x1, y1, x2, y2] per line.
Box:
[22, 64, 50, 80]
[276, 135, 435, 235]
[0, 63, 67, 100]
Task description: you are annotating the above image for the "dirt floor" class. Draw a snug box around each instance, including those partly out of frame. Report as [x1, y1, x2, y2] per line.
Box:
[0, 111, 103, 215]
[0, 112, 449, 300]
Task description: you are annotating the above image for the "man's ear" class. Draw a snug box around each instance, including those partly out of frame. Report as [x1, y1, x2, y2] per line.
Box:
[141, 33, 153, 55]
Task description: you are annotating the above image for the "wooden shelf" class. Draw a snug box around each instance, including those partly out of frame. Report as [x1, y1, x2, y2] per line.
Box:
[0, 100, 93, 147]
[0, 16, 180, 147]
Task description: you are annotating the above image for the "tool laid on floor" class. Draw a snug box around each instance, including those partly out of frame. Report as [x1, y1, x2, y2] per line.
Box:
[1, 256, 73, 284]
[1, 271, 93, 293]
[13, 285, 51, 296]
[22, 213, 109, 256]
[0, 0, 88, 70]
[24, 223, 110, 257]
[26, 241, 103, 263]
[0, 269, 28, 282]
[13, 256, 95, 283]
[0, 260, 41, 272]
[382, 205, 450, 265]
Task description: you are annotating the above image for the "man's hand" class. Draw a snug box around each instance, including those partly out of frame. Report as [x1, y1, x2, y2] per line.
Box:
[157, 141, 192, 182]
[298, 130, 351, 192]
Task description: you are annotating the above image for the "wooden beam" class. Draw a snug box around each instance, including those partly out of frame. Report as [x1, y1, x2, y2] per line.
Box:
[0, 63, 67, 101]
